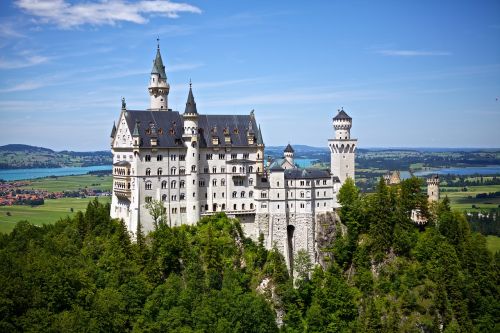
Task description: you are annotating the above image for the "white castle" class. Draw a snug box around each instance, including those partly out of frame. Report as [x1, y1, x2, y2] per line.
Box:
[110, 45, 357, 270]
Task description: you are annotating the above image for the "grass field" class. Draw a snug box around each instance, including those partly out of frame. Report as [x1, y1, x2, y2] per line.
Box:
[486, 235, 500, 254]
[0, 196, 111, 234]
[443, 185, 500, 211]
[19, 174, 112, 192]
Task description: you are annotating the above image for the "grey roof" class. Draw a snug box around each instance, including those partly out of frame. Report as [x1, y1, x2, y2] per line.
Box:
[333, 109, 351, 120]
[124, 110, 184, 148]
[284, 144, 294, 153]
[227, 159, 254, 164]
[151, 47, 167, 79]
[284, 168, 332, 179]
[110, 122, 117, 138]
[113, 161, 131, 167]
[184, 86, 198, 114]
[122, 110, 263, 149]
[197, 114, 263, 148]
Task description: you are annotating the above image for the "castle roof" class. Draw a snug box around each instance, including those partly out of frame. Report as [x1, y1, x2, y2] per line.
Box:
[151, 47, 167, 79]
[110, 122, 116, 138]
[123, 110, 263, 148]
[284, 144, 294, 153]
[184, 86, 198, 114]
[284, 168, 333, 180]
[333, 109, 351, 120]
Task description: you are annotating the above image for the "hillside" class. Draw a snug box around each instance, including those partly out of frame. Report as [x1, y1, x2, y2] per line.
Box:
[0, 144, 112, 169]
[0, 180, 498, 332]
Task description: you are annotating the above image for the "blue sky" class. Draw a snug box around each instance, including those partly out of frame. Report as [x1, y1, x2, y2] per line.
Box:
[0, 0, 499, 151]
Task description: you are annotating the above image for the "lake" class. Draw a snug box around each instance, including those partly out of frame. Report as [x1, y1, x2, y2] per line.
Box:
[400, 166, 500, 179]
[0, 165, 112, 181]
[295, 158, 319, 168]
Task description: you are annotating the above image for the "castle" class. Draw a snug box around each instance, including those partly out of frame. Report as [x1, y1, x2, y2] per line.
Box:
[110, 44, 356, 270]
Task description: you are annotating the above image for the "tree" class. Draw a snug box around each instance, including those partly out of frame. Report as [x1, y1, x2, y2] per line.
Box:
[294, 249, 313, 282]
[145, 199, 167, 229]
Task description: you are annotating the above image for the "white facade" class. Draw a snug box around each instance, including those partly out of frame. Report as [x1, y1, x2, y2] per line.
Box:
[110, 46, 357, 271]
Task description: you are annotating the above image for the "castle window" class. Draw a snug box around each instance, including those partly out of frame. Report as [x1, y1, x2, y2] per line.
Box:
[249, 166, 253, 173]
[180, 168, 185, 175]
[277, 193, 280, 198]
[146, 168, 151, 176]
[162, 194, 167, 201]
[191, 165, 196, 172]
[180, 207, 186, 213]
[145, 182, 152, 190]
[171, 154, 177, 161]
[249, 178, 253, 185]
[171, 180, 176, 188]
[222, 192, 225, 198]
[232, 191, 237, 198]
[180, 180, 185, 188]
[221, 167, 225, 173]
[242, 204, 245, 210]
[171, 195, 177, 201]
[157, 168, 163, 176]
[193, 192, 196, 197]
[161, 181, 167, 189]
[241, 191, 245, 198]
[300, 192, 304, 198]
[180, 193, 185, 201]
[243, 153, 249, 159]
[145, 196, 152, 203]
[212, 179, 217, 186]
[231, 154, 237, 160]
[261, 192, 267, 198]
[204, 167, 209, 173]
[157, 155, 163, 161]
[212, 167, 217, 173]
[213, 193, 216, 198]
[221, 179, 225, 186]
[277, 181, 280, 187]
[249, 191, 253, 198]
[250, 203, 254, 209]
[222, 204, 226, 210]
[170, 167, 176, 175]
[233, 204, 237, 210]
[219, 154, 225, 159]
[206, 154, 213, 160]
[300, 181, 304, 186]
[145, 155, 151, 162]
[172, 207, 177, 213]
[300, 203, 305, 208]
[199, 180, 205, 187]
[323, 180, 327, 185]
[317, 203, 320, 207]
[232, 166, 237, 173]
[179, 154, 186, 161]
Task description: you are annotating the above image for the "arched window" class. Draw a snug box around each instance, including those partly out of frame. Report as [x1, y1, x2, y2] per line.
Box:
[179, 168, 185, 175]
[162, 194, 167, 201]
[170, 167, 176, 175]
[249, 191, 253, 198]
[221, 178, 225, 186]
[232, 166, 237, 173]
[250, 203, 254, 209]
[161, 181, 167, 189]
[249, 178, 254, 186]
[145, 182, 152, 190]
[145, 168, 151, 176]
[157, 154, 163, 161]
[180, 180, 185, 188]
[157, 168, 162, 176]
[171, 180, 176, 188]
[241, 191, 245, 198]
[212, 179, 217, 186]
[222, 203, 226, 210]
[232, 191, 237, 198]
[191, 165, 196, 172]
[242, 203, 245, 210]
[249, 166, 253, 173]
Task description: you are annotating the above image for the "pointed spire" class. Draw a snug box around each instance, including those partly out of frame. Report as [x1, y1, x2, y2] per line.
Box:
[284, 143, 294, 153]
[151, 41, 167, 79]
[132, 120, 140, 137]
[110, 122, 117, 138]
[184, 82, 198, 114]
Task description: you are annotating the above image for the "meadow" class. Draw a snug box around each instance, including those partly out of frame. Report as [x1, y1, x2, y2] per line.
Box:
[443, 184, 500, 211]
[19, 174, 112, 192]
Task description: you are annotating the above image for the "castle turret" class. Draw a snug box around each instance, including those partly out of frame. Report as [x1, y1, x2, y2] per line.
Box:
[284, 144, 295, 167]
[328, 108, 357, 184]
[427, 174, 440, 202]
[183, 83, 200, 224]
[148, 40, 170, 111]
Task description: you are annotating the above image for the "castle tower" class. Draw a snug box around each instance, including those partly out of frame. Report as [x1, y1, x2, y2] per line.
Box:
[148, 41, 170, 111]
[427, 174, 440, 202]
[328, 108, 357, 184]
[284, 144, 295, 168]
[183, 83, 200, 224]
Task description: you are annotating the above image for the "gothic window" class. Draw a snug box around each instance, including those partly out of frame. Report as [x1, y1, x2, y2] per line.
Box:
[145, 182, 152, 190]
[145, 196, 152, 203]
[241, 191, 245, 198]
[180, 193, 185, 201]
[232, 191, 237, 198]
[180, 180, 185, 188]
[242, 204, 245, 210]
[171, 180, 176, 188]
[249, 191, 253, 198]
[157, 155, 163, 161]
[145, 155, 151, 162]
[249, 178, 254, 186]
[157, 168, 163, 176]
[161, 181, 167, 189]
[162, 194, 167, 201]
[171, 195, 177, 201]
[249, 166, 253, 173]
[250, 203, 254, 209]
[180, 168, 185, 175]
[232, 166, 237, 173]
[146, 168, 151, 176]
[221, 178, 225, 186]
[171, 167, 176, 175]
[191, 165, 196, 172]
[212, 179, 217, 186]
[179, 154, 186, 161]
[212, 167, 217, 173]
[300, 192, 305, 198]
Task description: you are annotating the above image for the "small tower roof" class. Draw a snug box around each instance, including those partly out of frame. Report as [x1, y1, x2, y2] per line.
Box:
[132, 121, 140, 137]
[151, 45, 167, 79]
[284, 143, 294, 153]
[110, 122, 117, 138]
[184, 83, 198, 114]
[333, 108, 352, 120]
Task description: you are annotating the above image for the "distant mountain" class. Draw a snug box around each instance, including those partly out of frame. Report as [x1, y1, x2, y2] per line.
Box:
[0, 144, 54, 153]
[0, 144, 112, 169]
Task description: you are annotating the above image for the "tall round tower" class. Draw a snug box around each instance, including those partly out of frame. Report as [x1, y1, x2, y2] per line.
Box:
[148, 41, 170, 111]
[183, 83, 200, 224]
[427, 175, 440, 202]
[328, 108, 357, 184]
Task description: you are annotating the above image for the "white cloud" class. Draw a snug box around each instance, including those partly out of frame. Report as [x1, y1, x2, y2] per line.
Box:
[0, 81, 46, 93]
[0, 22, 25, 38]
[15, 0, 202, 28]
[375, 49, 451, 57]
[0, 54, 50, 69]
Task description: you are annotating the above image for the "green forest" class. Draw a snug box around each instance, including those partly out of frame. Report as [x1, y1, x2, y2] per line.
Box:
[0, 178, 498, 332]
